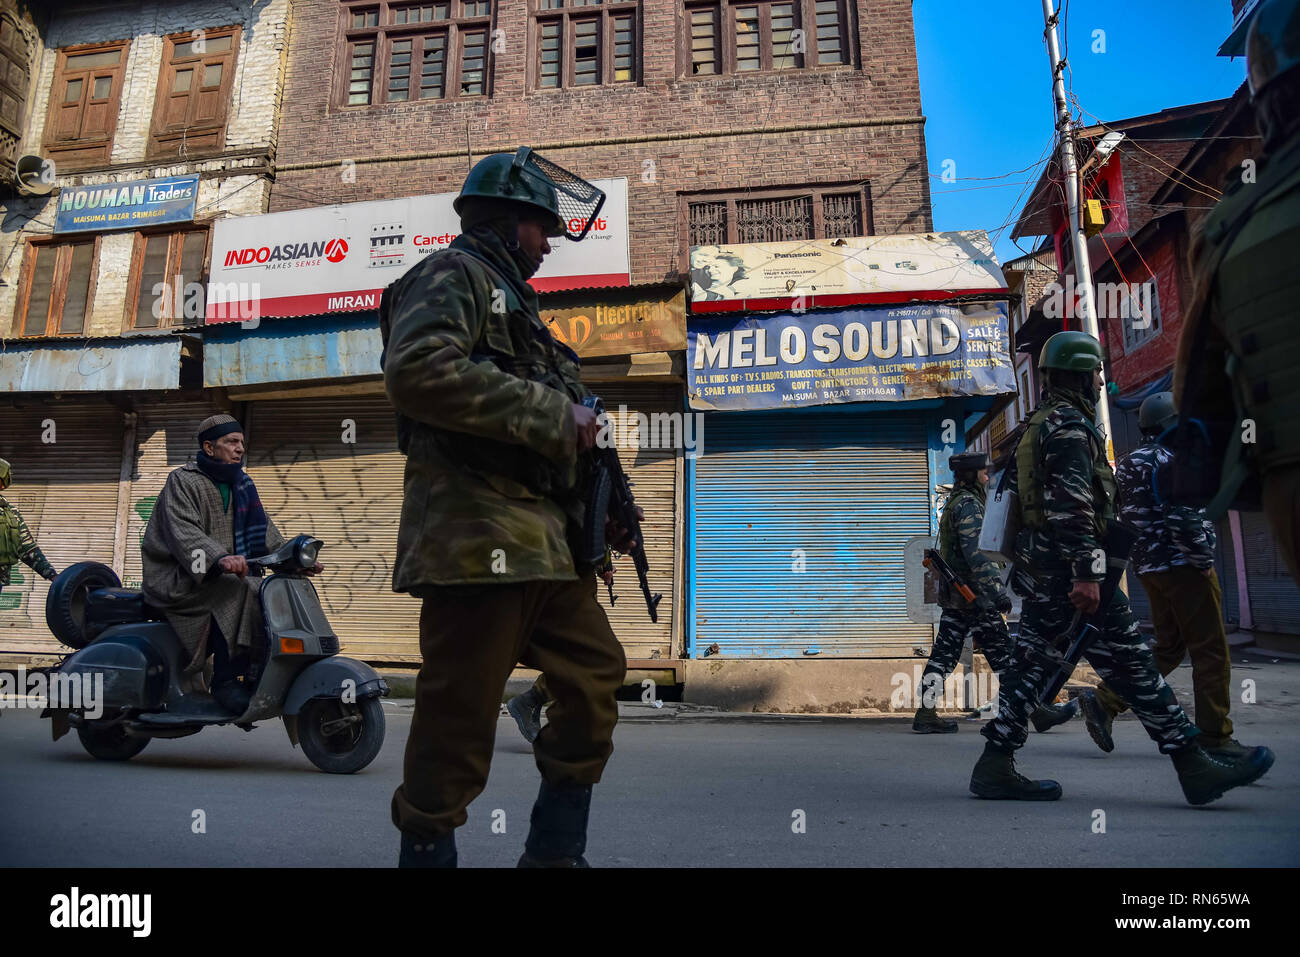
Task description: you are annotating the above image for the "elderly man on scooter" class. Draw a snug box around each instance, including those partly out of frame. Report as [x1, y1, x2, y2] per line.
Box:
[141, 414, 317, 714]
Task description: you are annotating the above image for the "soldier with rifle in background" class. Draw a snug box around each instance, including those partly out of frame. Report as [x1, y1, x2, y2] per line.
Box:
[967, 331, 1271, 806]
[916, 451, 1075, 734]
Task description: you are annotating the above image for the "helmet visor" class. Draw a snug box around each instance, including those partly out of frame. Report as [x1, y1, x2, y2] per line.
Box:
[514, 148, 606, 242]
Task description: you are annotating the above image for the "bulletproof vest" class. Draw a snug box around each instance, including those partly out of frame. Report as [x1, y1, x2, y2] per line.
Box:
[0, 500, 24, 567]
[938, 486, 979, 580]
[1016, 399, 1116, 536]
[1208, 132, 1300, 476]
[383, 249, 585, 499]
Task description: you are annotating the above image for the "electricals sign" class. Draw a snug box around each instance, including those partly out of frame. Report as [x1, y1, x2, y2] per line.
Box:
[54, 174, 200, 234]
[205, 179, 629, 322]
[687, 300, 1016, 411]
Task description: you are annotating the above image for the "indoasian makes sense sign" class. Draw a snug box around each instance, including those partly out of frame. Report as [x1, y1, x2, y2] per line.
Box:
[205, 179, 629, 322]
[53, 174, 199, 234]
[687, 300, 1015, 411]
[688, 231, 1007, 314]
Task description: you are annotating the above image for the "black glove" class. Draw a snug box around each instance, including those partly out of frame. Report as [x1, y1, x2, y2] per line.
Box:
[995, 594, 1013, 614]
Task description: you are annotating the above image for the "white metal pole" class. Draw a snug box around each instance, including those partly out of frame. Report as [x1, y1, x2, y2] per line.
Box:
[1042, 0, 1116, 461]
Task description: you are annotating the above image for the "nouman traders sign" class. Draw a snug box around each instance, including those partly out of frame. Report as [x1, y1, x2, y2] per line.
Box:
[54, 174, 200, 234]
[687, 300, 1015, 411]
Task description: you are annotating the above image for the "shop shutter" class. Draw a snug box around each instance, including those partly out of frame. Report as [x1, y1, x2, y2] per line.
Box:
[592, 384, 681, 660]
[121, 400, 221, 591]
[244, 395, 419, 663]
[1215, 517, 1240, 625]
[0, 402, 123, 660]
[692, 408, 933, 656]
[1242, 511, 1300, 635]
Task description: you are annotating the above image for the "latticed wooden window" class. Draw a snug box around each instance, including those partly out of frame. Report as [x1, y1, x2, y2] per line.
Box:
[681, 0, 849, 76]
[340, 0, 492, 105]
[686, 185, 871, 252]
[736, 195, 813, 242]
[19, 239, 98, 337]
[532, 0, 639, 88]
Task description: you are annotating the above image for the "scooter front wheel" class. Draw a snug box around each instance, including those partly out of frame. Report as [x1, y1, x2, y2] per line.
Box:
[76, 721, 150, 762]
[298, 696, 385, 774]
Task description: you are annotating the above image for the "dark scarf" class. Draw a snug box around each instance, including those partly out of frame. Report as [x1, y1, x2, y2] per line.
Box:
[954, 479, 987, 505]
[196, 450, 269, 559]
[450, 224, 541, 308]
[1047, 384, 1098, 422]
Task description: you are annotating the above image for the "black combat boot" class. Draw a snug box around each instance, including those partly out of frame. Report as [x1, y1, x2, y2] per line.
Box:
[1078, 689, 1115, 753]
[507, 686, 545, 744]
[1171, 743, 1275, 806]
[1030, 699, 1078, 733]
[399, 831, 457, 868]
[969, 741, 1063, 800]
[517, 780, 592, 867]
[912, 706, 958, 733]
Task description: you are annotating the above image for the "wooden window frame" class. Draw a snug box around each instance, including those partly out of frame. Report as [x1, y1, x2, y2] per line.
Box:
[14, 236, 100, 339]
[0, 12, 32, 150]
[123, 227, 212, 332]
[337, 0, 495, 107]
[148, 26, 242, 160]
[680, 183, 872, 267]
[530, 1, 641, 91]
[678, 0, 852, 77]
[41, 40, 129, 170]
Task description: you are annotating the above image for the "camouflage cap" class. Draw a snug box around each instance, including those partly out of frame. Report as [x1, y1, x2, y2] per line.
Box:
[949, 451, 989, 472]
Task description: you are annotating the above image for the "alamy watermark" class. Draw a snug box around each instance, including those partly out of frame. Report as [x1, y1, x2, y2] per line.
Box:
[1041, 275, 1156, 329]
[595, 404, 704, 458]
[890, 664, 999, 711]
[0, 667, 104, 718]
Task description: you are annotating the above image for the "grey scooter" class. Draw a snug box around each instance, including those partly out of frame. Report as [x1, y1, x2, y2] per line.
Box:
[41, 535, 389, 773]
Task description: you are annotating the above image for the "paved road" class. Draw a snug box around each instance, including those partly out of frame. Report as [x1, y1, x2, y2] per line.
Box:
[2, 655, 1298, 867]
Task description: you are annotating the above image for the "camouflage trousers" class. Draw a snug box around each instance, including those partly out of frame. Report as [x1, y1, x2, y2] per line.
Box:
[921, 608, 1014, 699]
[982, 583, 1197, 754]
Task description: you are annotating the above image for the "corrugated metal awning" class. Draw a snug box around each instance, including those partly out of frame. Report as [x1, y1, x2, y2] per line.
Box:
[203, 314, 382, 387]
[0, 336, 182, 392]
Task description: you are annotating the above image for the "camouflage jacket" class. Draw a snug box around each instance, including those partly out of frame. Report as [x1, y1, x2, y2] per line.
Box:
[1010, 388, 1116, 587]
[379, 228, 589, 589]
[1116, 441, 1216, 575]
[937, 482, 1006, 610]
[0, 497, 56, 586]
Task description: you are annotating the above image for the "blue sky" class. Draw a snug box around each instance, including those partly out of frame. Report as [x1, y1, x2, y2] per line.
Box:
[913, 0, 1249, 265]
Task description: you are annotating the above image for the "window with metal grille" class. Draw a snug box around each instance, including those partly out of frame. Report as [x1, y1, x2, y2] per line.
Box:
[340, 0, 491, 105]
[686, 185, 869, 250]
[17, 239, 98, 337]
[125, 230, 209, 330]
[680, 0, 849, 76]
[532, 0, 639, 89]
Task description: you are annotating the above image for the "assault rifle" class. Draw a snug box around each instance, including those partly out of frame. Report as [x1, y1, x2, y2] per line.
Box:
[1038, 522, 1139, 704]
[579, 396, 662, 623]
[923, 548, 977, 604]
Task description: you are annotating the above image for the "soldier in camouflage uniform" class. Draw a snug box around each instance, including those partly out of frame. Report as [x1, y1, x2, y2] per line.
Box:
[969, 332, 1272, 805]
[0, 459, 58, 594]
[914, 451, 1075, 733]
[382, 150, 629, 867]
[1079, 394, 1273, 770]
[1173, 0, 1300, 586]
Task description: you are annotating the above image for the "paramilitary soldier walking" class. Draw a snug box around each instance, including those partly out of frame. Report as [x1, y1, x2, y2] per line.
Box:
[1078, 393, 1273, 769]
[381, 149, 629, 867]
[914, 451, 1074, 734]
[969, 331, 1272, 806]
[0, 459, 57, 595]
[1173, 0, 1300, 585]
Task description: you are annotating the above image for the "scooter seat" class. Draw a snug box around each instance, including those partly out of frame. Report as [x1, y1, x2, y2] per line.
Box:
[85, 587, 167, 628]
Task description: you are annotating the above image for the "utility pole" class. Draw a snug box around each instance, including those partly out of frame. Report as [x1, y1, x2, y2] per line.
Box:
[1041, 0, 1115, 461]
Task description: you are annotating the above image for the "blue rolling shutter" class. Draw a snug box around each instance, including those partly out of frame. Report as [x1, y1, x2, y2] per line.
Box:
[692, 408, 933, 656]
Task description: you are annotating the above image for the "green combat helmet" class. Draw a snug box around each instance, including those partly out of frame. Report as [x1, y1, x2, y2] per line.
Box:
[1038, 331, 1104, 372]
[454, 147, 606, 241]
[1246, 0, 1300, 97]
[0, 458, 10, 489]
[1138, 391, 1178, 435]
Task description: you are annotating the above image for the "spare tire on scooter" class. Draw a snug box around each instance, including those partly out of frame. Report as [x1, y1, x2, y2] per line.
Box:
[46, 562, 121, 650]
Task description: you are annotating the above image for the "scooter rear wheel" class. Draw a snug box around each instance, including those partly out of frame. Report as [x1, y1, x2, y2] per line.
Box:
[76, 721, 150, 761]
[298, 696, 384, 774]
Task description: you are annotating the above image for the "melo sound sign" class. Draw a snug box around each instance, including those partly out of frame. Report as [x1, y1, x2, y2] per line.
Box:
[206, 179, 629, 322]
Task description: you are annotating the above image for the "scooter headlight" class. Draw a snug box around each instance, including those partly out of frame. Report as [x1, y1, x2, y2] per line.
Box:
[295, 537, 321, 568]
